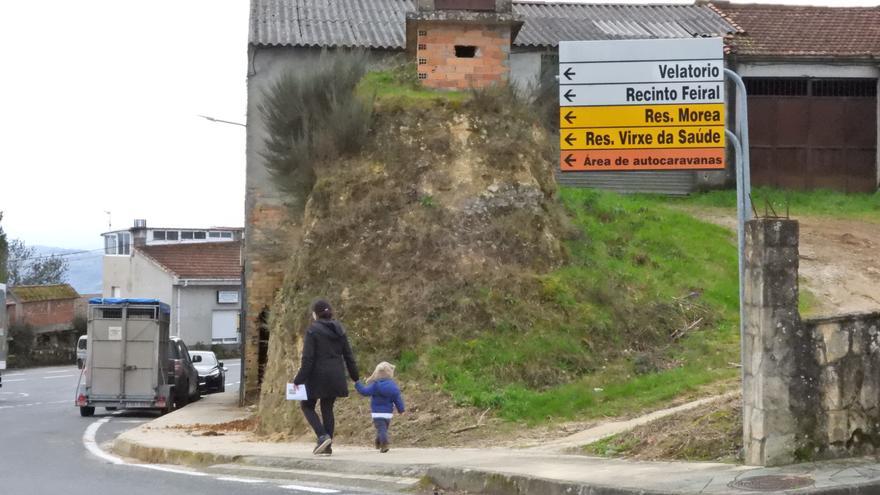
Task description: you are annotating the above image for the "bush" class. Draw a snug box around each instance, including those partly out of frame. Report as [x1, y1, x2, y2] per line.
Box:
[259, 50, 373, 210]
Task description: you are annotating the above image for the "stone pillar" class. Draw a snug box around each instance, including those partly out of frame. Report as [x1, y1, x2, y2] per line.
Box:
[742, 218, 800, 466]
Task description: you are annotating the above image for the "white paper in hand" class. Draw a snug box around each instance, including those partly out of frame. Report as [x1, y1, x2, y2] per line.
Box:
[286, 383, 308, 401]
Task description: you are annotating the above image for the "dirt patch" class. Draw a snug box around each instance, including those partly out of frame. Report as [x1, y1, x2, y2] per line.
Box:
[169, 417, 258, 435]
[582, 393, 742, 462]
[684, 207, 880, 317]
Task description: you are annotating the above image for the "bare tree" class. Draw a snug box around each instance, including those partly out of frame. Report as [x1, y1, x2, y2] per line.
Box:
[7, 239, 69, 286]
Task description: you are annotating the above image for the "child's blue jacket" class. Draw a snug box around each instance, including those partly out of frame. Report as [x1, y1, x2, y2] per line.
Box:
[355, 378, 405, 415]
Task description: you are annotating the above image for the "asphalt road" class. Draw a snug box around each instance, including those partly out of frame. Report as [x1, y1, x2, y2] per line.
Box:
[0, 361, 388, 495]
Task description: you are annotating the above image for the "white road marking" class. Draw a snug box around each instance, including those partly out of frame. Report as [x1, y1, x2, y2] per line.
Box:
[210, 464, 419, 485]
[139, 464, 209, 477]
[46, 370, 75, 374]
[3, 379, 25, 383]
[279, 485, 340, 494]
[215, 477, 265, 484]
[43, 375, 76, 379]
[83, 418, 125, 465]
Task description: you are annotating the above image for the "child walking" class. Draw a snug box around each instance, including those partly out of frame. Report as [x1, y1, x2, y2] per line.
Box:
[355, 362, 405, 453]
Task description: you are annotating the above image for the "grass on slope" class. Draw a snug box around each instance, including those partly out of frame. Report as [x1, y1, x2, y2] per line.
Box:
[677, 187, 880, 220]
[357, 65, 468, 109]
[422, 189, 742, 424]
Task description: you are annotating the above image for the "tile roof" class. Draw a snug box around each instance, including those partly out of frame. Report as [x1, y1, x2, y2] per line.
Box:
[139, 241, 242, 280]
[9, 284, 79, 303]
[249, 0, 736, 49]
[709, 2, 880, 58]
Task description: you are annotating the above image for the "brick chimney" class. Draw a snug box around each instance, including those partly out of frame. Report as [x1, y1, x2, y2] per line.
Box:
[406, 0, 523, 90]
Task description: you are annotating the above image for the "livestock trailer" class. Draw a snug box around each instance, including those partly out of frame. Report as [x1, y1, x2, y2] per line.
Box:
[76, 298, 174, 416]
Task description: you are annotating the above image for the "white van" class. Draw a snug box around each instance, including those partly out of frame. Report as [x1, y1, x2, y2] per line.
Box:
[76, 335, 87, 369]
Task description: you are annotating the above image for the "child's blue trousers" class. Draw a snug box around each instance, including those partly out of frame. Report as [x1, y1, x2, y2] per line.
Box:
[373, 418, 391, 444]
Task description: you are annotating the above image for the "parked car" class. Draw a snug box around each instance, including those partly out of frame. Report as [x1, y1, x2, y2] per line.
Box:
[76, 335, 87, 369]
[168, 337, 200, 406]
[189, 350, 227, 394]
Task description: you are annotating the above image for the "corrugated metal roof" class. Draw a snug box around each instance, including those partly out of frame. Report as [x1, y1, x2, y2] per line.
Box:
[249, 0, 737, 49]
[513, 3, 734, 47]
[250, 0, 413, 49]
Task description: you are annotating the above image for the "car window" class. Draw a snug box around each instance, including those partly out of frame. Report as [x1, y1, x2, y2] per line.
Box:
[191, 352, 217, 366]
[168, 341, 180, 359]
[178, 342, 192, 363]
[78, 338, 88, 350]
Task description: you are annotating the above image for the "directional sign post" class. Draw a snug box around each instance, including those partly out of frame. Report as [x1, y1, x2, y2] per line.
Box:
[559, 38, 726, 172]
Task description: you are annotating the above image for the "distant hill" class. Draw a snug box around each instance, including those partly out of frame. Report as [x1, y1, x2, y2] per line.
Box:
[32, 246, 103, 295]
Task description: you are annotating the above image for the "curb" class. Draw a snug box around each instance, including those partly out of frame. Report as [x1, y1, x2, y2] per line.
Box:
[113, 434, 880, 495]
[425, 466, 675, 495]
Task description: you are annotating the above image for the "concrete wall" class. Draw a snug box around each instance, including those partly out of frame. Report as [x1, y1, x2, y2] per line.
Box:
[744, 218, 880, 466]
[509, 50, 542, 93]
[173, 284, 241, 346]
[102, 252, 173, 305]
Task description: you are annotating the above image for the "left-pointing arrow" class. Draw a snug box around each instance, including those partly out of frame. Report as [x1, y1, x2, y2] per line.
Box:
[564, 133, 576, 146]
[564, 154, 577, 167]
[563, 89, 576, 103]
[564, 110, 576, 125]
[563, 67, 576, 81]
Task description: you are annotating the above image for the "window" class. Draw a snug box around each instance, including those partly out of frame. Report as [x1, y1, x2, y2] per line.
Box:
[418, 58, 427, 65]
[209, 232, 221, 238]
[194, 231, 207, 240]
[117, 232, 131, 255]
[454, 45, 477, 58]
[104, 234, 116, 254]
[418, 30, 427, 37]
[166, 231, 179, 241]
[181, 231, 195, 240]
[418, 73, 427, 80]
[220, 232, 233, 239]
[111, 286, 121, 298]
[418, 43, 427, 50]
[210, 231, 233, 239]
[153, 230, 166, 240]
[104, 233, 130, 255]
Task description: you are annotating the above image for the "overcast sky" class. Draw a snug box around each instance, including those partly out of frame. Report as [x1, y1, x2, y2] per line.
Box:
[0, 0, 874, 251]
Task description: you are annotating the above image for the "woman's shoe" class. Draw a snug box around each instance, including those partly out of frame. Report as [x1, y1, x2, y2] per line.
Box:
[314, 435, 332, 455]
[379, 442, 389, 453]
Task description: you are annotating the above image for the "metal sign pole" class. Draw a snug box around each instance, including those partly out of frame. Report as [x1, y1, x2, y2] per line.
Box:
[724, 68, 752, 374]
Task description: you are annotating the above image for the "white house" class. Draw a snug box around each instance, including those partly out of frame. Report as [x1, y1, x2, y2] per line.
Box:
[102, 220, 243, 347]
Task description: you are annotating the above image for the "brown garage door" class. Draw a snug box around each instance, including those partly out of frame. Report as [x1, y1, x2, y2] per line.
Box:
[746, 78, 877, 193]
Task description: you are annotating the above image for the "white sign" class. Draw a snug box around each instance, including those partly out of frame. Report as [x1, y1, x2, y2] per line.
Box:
[286, 383, 308, 401]
[559, 38, 723, 63]
[558, 37, 725, 173]
[560, 82, 724, 107]
[108, 326, 122, 341]
[217, 290, 240, 304]
[559, 60, 724, 85]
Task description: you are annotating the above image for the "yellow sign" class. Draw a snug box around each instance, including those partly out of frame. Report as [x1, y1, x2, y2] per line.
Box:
[560, 104, 724, 128]
[561, 126, 725, 150]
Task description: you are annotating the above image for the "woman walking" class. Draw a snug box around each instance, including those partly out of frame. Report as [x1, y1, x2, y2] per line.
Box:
[292, 299, 359, 455]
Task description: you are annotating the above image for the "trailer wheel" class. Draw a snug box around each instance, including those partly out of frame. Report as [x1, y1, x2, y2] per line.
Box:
[79, 406, 95, 417]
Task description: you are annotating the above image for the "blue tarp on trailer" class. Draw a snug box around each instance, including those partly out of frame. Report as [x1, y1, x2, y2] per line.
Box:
[88, 298, 171, 314]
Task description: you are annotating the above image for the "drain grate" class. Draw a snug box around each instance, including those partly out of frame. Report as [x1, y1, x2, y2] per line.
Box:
[729, 475, 815, 491]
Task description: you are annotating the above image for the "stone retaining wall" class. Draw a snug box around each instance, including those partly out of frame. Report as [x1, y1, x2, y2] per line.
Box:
[743, 218, 880, 465]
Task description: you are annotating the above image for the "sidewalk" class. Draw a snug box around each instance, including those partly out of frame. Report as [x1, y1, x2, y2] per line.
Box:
[113, 392, 880, 494]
